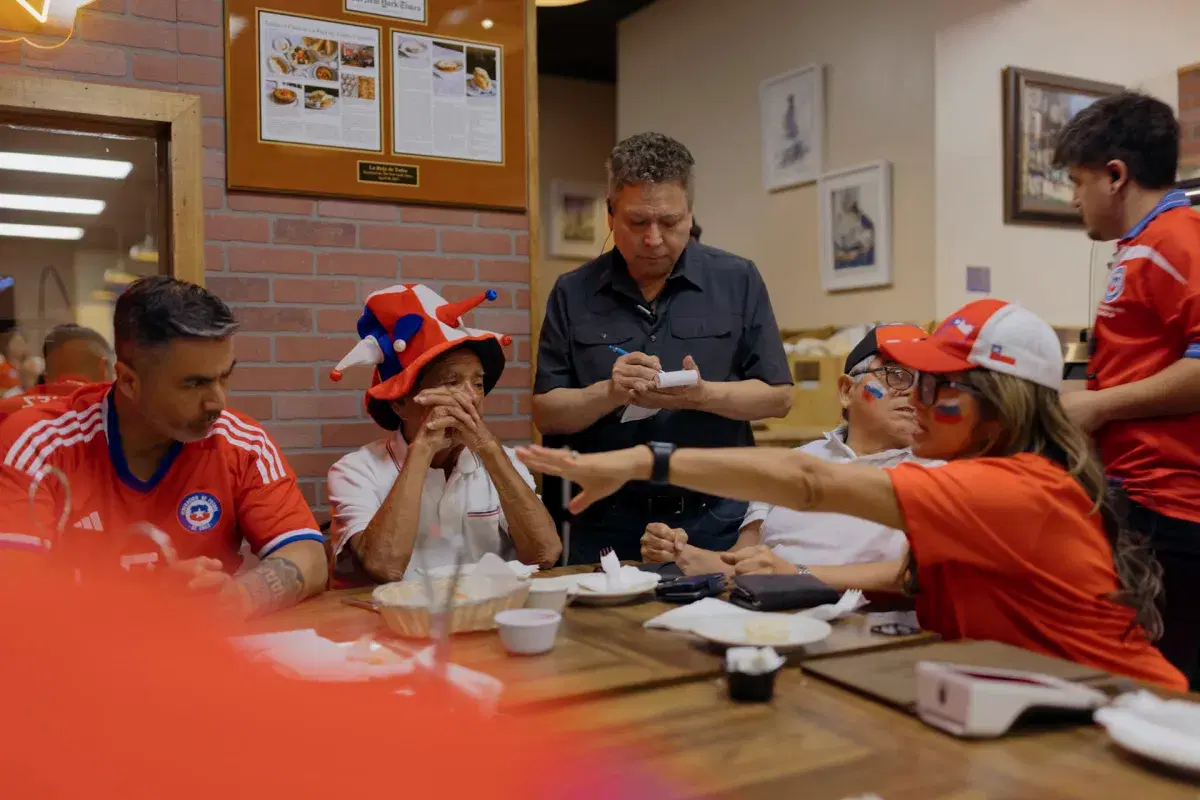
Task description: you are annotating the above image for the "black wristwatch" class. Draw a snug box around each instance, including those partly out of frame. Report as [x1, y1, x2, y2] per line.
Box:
[647, 441, 676, 485]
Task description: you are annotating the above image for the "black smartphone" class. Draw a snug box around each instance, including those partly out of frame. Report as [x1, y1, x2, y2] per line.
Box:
[656, 573, 726, 603]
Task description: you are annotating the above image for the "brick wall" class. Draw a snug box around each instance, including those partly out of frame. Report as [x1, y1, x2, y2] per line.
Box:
[0, 0, 534, 520]
[1181, 65, 1200, 178]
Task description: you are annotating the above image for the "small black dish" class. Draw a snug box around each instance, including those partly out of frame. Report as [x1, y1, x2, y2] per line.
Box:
[727, 666, 781, 703]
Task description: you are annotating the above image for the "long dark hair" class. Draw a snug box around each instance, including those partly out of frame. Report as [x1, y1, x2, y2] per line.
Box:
[906, 370, 1163, 639]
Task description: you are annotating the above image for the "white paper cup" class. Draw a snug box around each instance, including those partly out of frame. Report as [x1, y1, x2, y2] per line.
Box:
[525, 580, 570, 613]
[494, 608, 561, 655]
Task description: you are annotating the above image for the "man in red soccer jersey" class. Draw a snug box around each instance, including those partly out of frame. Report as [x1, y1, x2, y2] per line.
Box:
[0, 277, 327, 618]
[1054, 92, 1200, 684]
[0, 323, 114, 422]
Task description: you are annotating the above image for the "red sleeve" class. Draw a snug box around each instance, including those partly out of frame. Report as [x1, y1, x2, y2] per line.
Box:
[888, 456, 1059, 573]
[224, 415, 322, 558]
[0, 413, 62, 555]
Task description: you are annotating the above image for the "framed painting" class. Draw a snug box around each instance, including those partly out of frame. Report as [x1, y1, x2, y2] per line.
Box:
[760, 64, 824, 191]
[818, 160, 891, 292]
[547, 180, 607, 260]
[1003, 67, 1123, 225]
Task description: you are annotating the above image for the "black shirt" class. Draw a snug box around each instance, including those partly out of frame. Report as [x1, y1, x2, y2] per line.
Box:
[535, 242, 791, 553]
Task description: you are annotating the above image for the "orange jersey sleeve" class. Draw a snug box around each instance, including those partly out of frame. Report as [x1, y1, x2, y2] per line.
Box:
[211, 412, 323, 558]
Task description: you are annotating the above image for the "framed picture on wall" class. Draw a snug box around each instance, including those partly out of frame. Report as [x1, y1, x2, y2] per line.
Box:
[547, 180, 608, 260]
[818, 160, 892, 293]
[760, 64, 824, 191]
[1003, 67, 1124, 225]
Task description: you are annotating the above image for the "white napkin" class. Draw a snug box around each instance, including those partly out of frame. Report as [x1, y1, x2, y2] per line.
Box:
[620, 369, 700, 422]
[798, 589, 868, 622]
[575, 565, 660, 594]
[1096, 690, 1200, 739]
[232, 630, 415, 682]
[644, 597, 752, 632]
[600, 549, 622, 591]
[412, 559, 539, 580]
[644, 590, 866, 633]
[726, 646, 784, 675]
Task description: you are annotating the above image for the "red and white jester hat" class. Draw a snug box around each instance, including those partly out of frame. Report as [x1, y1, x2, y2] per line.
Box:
[329, 284, 511, 430]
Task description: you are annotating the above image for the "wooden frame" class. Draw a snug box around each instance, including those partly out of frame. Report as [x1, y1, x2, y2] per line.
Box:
[224, 0, 528, 210]
[1002, 67, 1123, 226]
[818, 160, 892, 293]
[524, 0, 542, 445]
[0, 76, 205, 286]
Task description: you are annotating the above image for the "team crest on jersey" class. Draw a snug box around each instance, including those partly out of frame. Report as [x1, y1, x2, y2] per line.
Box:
[1104, 265, 1126, 303]
[178, 492, 222, 533]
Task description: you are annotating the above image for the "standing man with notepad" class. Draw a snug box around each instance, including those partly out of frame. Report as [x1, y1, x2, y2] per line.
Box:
[534, 132, 793, 563]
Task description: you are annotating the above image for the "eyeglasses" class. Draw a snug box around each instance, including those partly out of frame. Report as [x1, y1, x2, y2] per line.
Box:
[916, 373, 981, 406]
[849, 365, 917, 393]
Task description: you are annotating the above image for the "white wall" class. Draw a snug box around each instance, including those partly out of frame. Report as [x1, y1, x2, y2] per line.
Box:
[618, 0, 937, 330]
[935, 0, 1200, 325]
[537, 76, 616, 290]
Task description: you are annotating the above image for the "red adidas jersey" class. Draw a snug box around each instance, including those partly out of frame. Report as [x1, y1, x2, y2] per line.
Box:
[0, 375, 91, 423]
[1088, 196, 1200, 522]
[0, 383, 321, 567]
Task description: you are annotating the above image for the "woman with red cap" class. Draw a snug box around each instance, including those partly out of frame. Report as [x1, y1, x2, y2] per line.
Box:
[518, 298, 1186, 689]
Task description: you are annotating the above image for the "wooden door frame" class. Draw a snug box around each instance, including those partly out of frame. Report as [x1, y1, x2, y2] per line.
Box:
[524, 0, 543, 443]
[0, 76, 205, 286]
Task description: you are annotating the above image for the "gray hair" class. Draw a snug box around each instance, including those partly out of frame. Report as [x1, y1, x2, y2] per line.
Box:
[113, 276, 238, 362]
[606, 132, 695, 207]
[846, 354, 878, 380]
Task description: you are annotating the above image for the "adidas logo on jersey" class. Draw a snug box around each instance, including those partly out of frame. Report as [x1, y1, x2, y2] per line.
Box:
[72, 511, 104, 531]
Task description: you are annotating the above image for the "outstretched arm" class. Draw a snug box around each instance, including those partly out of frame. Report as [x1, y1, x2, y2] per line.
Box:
[517, 444, 906, 531]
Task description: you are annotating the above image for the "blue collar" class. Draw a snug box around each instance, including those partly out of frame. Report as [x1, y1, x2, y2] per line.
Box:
[1120, 189, 1191, 241]
[106, 389, 184, 493]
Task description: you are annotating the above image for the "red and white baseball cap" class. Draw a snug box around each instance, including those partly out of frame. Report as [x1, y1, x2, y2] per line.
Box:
[879, 298, 1062, 391]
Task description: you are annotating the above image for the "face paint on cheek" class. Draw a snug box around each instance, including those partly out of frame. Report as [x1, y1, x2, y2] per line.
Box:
[932, 396, 964, 424]
[863, 381, 885, 402]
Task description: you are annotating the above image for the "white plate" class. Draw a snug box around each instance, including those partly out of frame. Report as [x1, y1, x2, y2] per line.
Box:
[568, 573, 659, 606]
[1097, 704, 1200, 775]
[689, 613, 832, 650]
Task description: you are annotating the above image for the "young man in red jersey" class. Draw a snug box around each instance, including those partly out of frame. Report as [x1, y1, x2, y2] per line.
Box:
[1054, 92, 1200, 685]
[0, 277, 327, 618]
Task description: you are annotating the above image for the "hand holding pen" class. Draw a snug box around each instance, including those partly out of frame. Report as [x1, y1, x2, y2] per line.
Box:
[608, 344, 661, 401]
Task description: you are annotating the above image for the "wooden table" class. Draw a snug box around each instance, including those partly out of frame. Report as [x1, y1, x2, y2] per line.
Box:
[249, 568, 1200, 795]
[251, 567, 934, 709]
[531, 671, 1200, 798]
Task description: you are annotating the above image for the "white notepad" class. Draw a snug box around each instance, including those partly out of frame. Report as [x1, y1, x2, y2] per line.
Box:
[620, 369, 699, 422]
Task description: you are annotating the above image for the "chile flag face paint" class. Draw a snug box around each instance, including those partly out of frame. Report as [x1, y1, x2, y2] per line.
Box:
[932, 395, 964, 424]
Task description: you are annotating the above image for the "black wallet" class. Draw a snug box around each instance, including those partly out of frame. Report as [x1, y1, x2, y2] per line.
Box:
[729, 574, 840, 612]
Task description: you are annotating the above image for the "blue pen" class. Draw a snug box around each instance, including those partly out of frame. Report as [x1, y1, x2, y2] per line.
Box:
[609, 345, 630, 356]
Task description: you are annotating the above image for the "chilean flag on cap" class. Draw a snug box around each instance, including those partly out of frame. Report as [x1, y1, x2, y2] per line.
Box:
[329, 283, 511, 402]
[878, 297, 1063, 392]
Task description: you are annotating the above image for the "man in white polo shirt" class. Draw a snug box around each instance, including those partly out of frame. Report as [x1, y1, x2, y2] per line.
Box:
[642, 324, 936, 576]
[326, 284, 561, 582]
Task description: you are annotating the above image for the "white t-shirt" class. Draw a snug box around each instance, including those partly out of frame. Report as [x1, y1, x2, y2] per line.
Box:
[326, 431, 537, 579]
[742, 426, 936, 566]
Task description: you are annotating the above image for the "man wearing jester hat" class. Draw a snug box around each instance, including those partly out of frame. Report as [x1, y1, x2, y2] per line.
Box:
[326, 284, 561, 581]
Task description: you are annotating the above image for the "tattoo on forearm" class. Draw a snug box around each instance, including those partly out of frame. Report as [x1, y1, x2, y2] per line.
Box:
[236, 556, 306, 618]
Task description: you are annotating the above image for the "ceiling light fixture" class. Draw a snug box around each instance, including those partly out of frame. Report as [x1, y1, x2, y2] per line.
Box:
[0, 193, 105, 215]
[0, 222, 85, 240]
[534, 0, 590, 6]
[0, 152, 133, 179]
